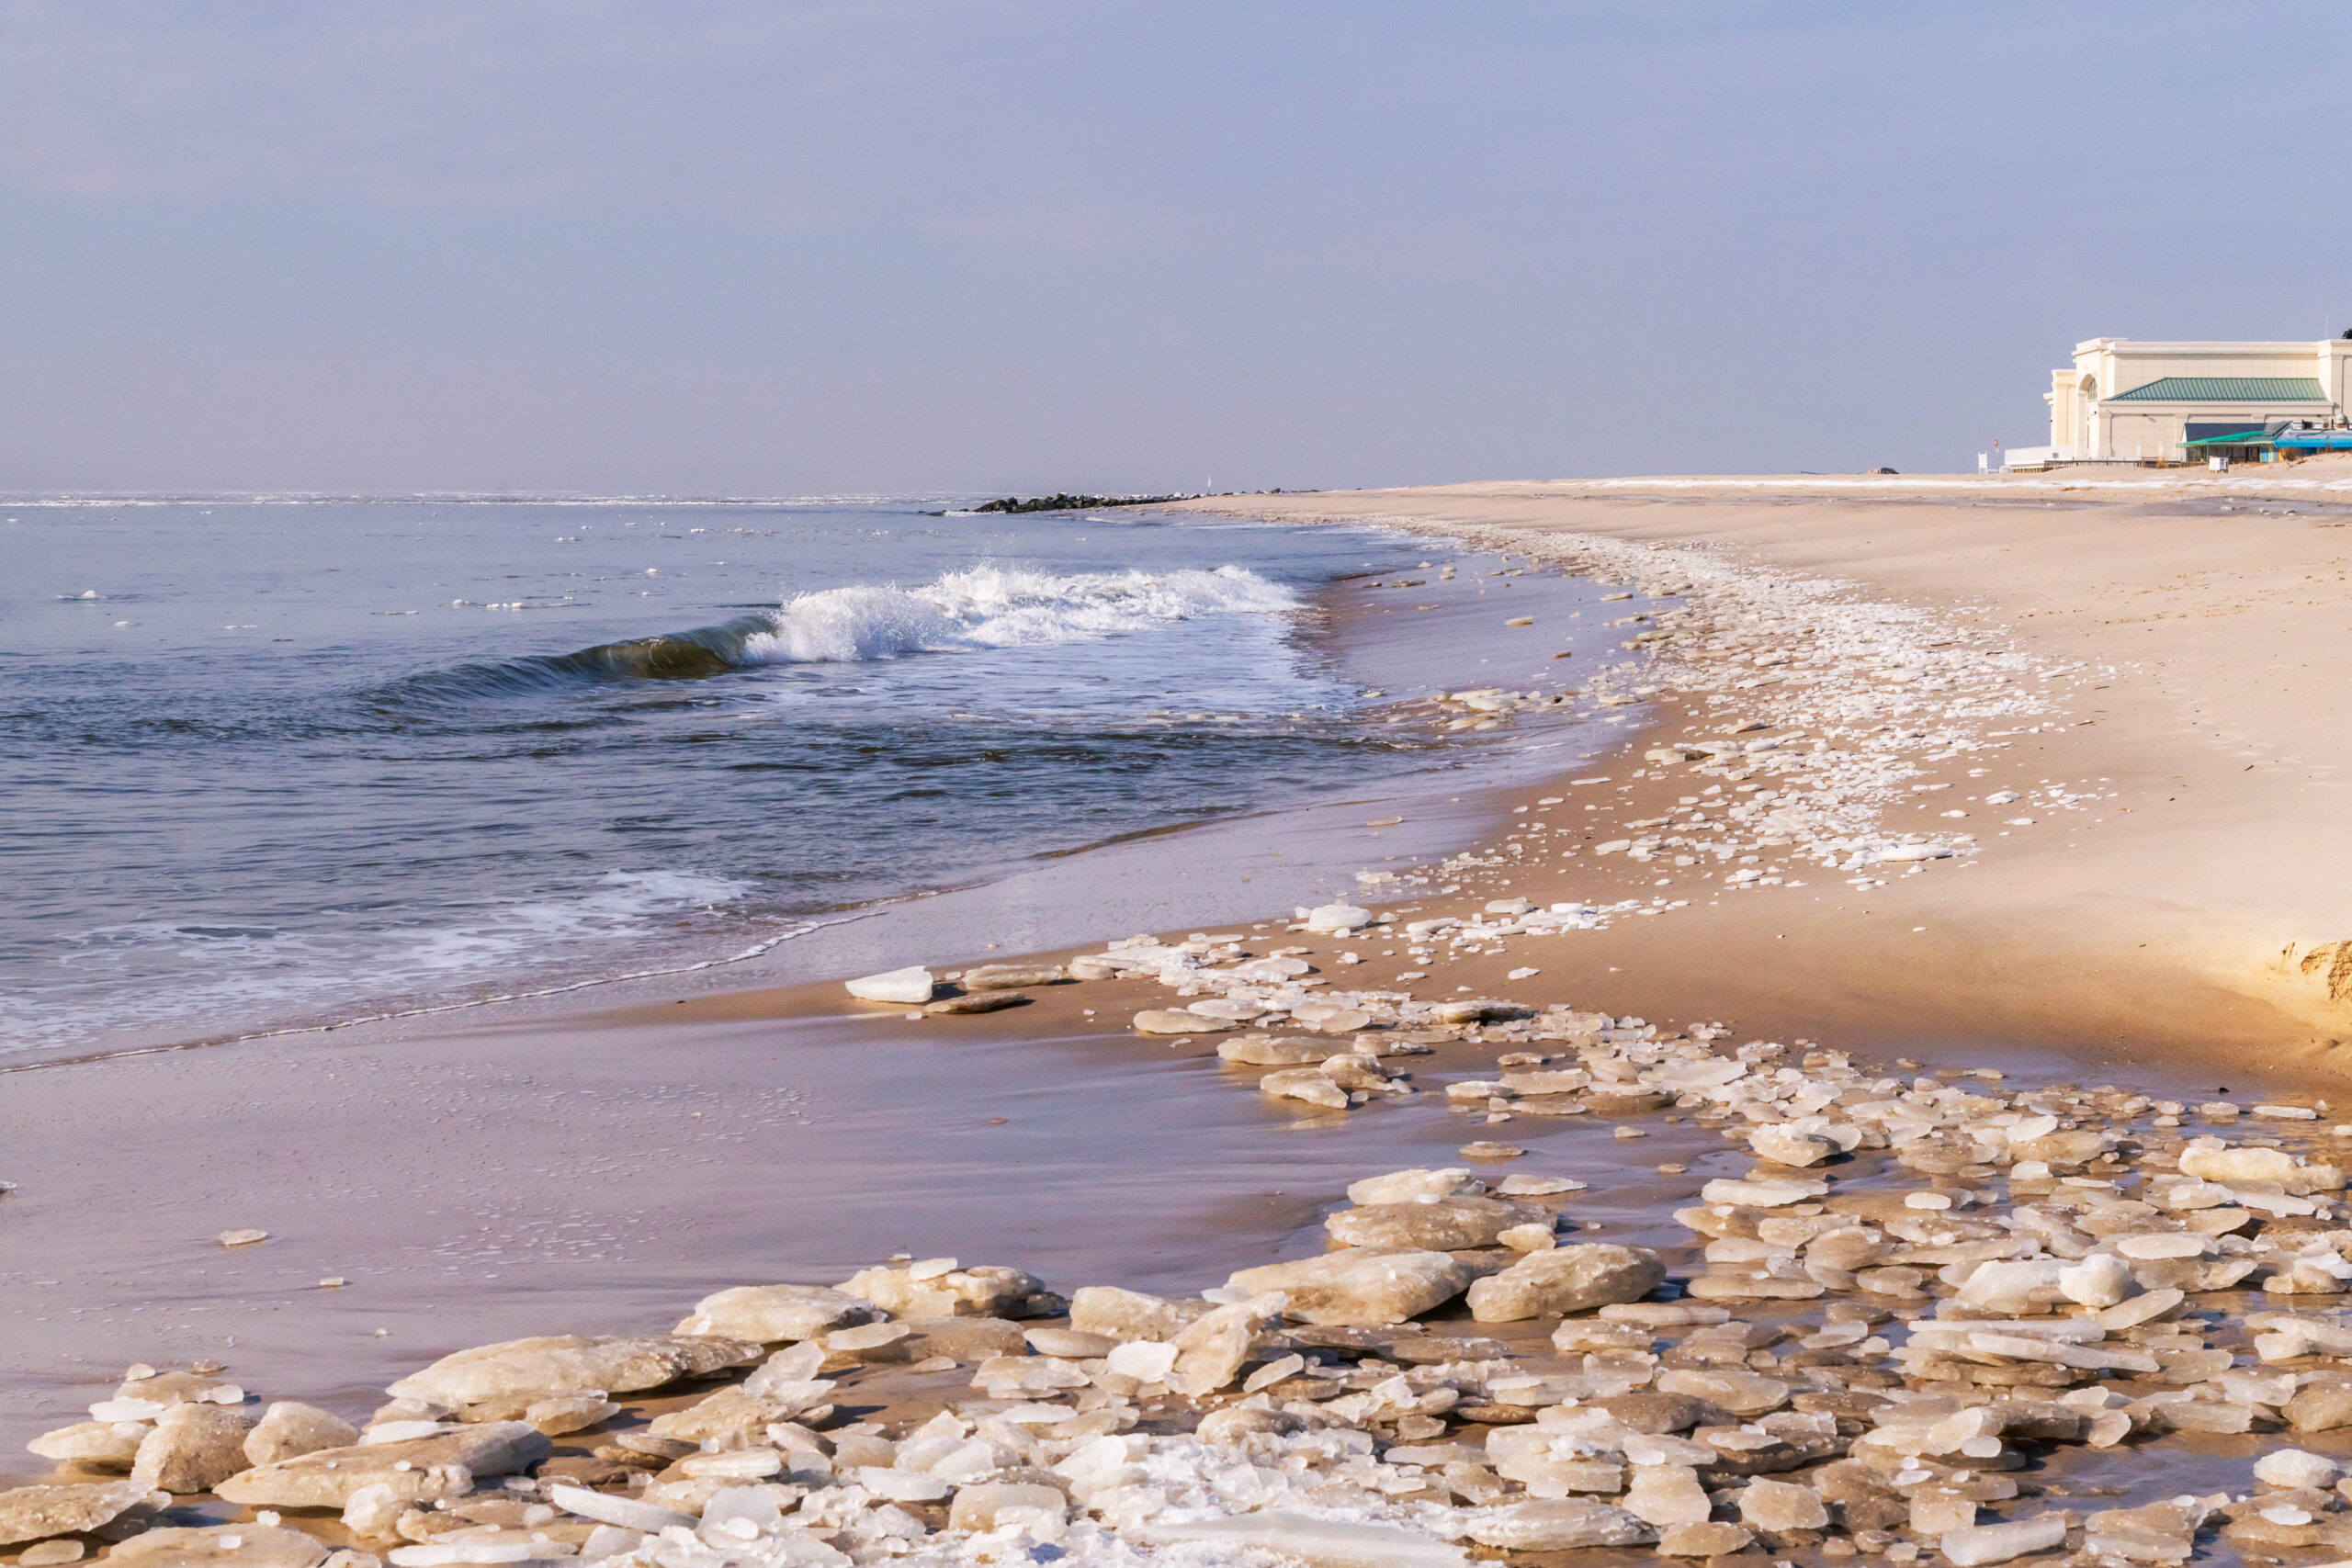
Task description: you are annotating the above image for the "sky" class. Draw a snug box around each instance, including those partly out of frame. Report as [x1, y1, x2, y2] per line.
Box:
[0, 2, 2345, 494]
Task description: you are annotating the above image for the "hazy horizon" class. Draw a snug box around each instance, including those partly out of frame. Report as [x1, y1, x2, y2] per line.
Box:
[5, 2, 2345, 493]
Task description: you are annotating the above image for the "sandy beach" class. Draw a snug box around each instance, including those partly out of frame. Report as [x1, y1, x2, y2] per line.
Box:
[1185, 462, 2352, 1062]
[25, 5, 2352, 1562]
[16, 468, 2352, 1566]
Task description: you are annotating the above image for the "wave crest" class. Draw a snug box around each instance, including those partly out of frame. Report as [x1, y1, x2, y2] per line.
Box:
[739, 563, 1295, 664]
[384, 562, 1297, 705]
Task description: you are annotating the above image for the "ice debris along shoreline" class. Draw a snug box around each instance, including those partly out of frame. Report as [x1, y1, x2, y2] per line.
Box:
[18, 1022, 2352, 1567]
[1329, 517, 2131, 905]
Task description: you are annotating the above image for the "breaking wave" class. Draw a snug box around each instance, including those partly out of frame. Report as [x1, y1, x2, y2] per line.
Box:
[745, 562, 1296, 663]
[392, 564, 1297, 702]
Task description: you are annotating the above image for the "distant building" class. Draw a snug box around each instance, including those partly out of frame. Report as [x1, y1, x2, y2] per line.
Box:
[2007, 336, 2352, 468]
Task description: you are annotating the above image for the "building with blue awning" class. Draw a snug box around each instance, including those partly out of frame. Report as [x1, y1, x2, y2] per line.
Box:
[2007, 336, 2352, 467]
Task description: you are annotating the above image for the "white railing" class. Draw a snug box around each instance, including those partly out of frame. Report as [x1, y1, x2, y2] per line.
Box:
[2001, 446, 2072, 469]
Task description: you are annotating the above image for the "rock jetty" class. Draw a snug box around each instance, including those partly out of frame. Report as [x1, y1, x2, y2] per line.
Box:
[968, 494, 1192, 515]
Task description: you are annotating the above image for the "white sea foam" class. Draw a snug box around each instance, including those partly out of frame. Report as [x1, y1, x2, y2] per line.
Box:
[740, 563, 1295, 664]
[2, 870, 752, 1052]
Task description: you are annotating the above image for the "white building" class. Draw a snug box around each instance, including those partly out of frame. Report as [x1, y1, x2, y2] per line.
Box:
[2007, 336, 2352, 467]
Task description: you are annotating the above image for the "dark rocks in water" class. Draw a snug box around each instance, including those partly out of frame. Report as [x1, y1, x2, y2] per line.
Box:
[972, 493, 1190, 514]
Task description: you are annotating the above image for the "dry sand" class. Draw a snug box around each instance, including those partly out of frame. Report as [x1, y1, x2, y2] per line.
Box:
[1180, 468, 2352, 1066]
[8, 466, 2352, 1518]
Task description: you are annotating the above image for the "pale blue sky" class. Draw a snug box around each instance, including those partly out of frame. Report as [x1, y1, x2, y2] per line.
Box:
[2, 2, 2344, 492]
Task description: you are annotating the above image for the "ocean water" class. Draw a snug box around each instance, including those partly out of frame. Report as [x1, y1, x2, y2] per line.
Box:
[0, 498, 1600, 1056]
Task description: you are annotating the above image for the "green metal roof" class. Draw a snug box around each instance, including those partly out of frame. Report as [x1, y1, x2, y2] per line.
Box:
[2181, 428, 2278, 447]
[2110, 376, 2327, 402]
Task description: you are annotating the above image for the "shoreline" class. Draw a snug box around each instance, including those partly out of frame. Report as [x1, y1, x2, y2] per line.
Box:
[10, 479, 2346, 1397]
[12, 476, 2352, 1566]
[0, 528, 1645, 1450]
[0, 530, 1610, 1074]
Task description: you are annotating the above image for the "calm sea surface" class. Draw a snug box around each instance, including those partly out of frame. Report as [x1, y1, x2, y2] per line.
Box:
[2, 498, 1586, 1055]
